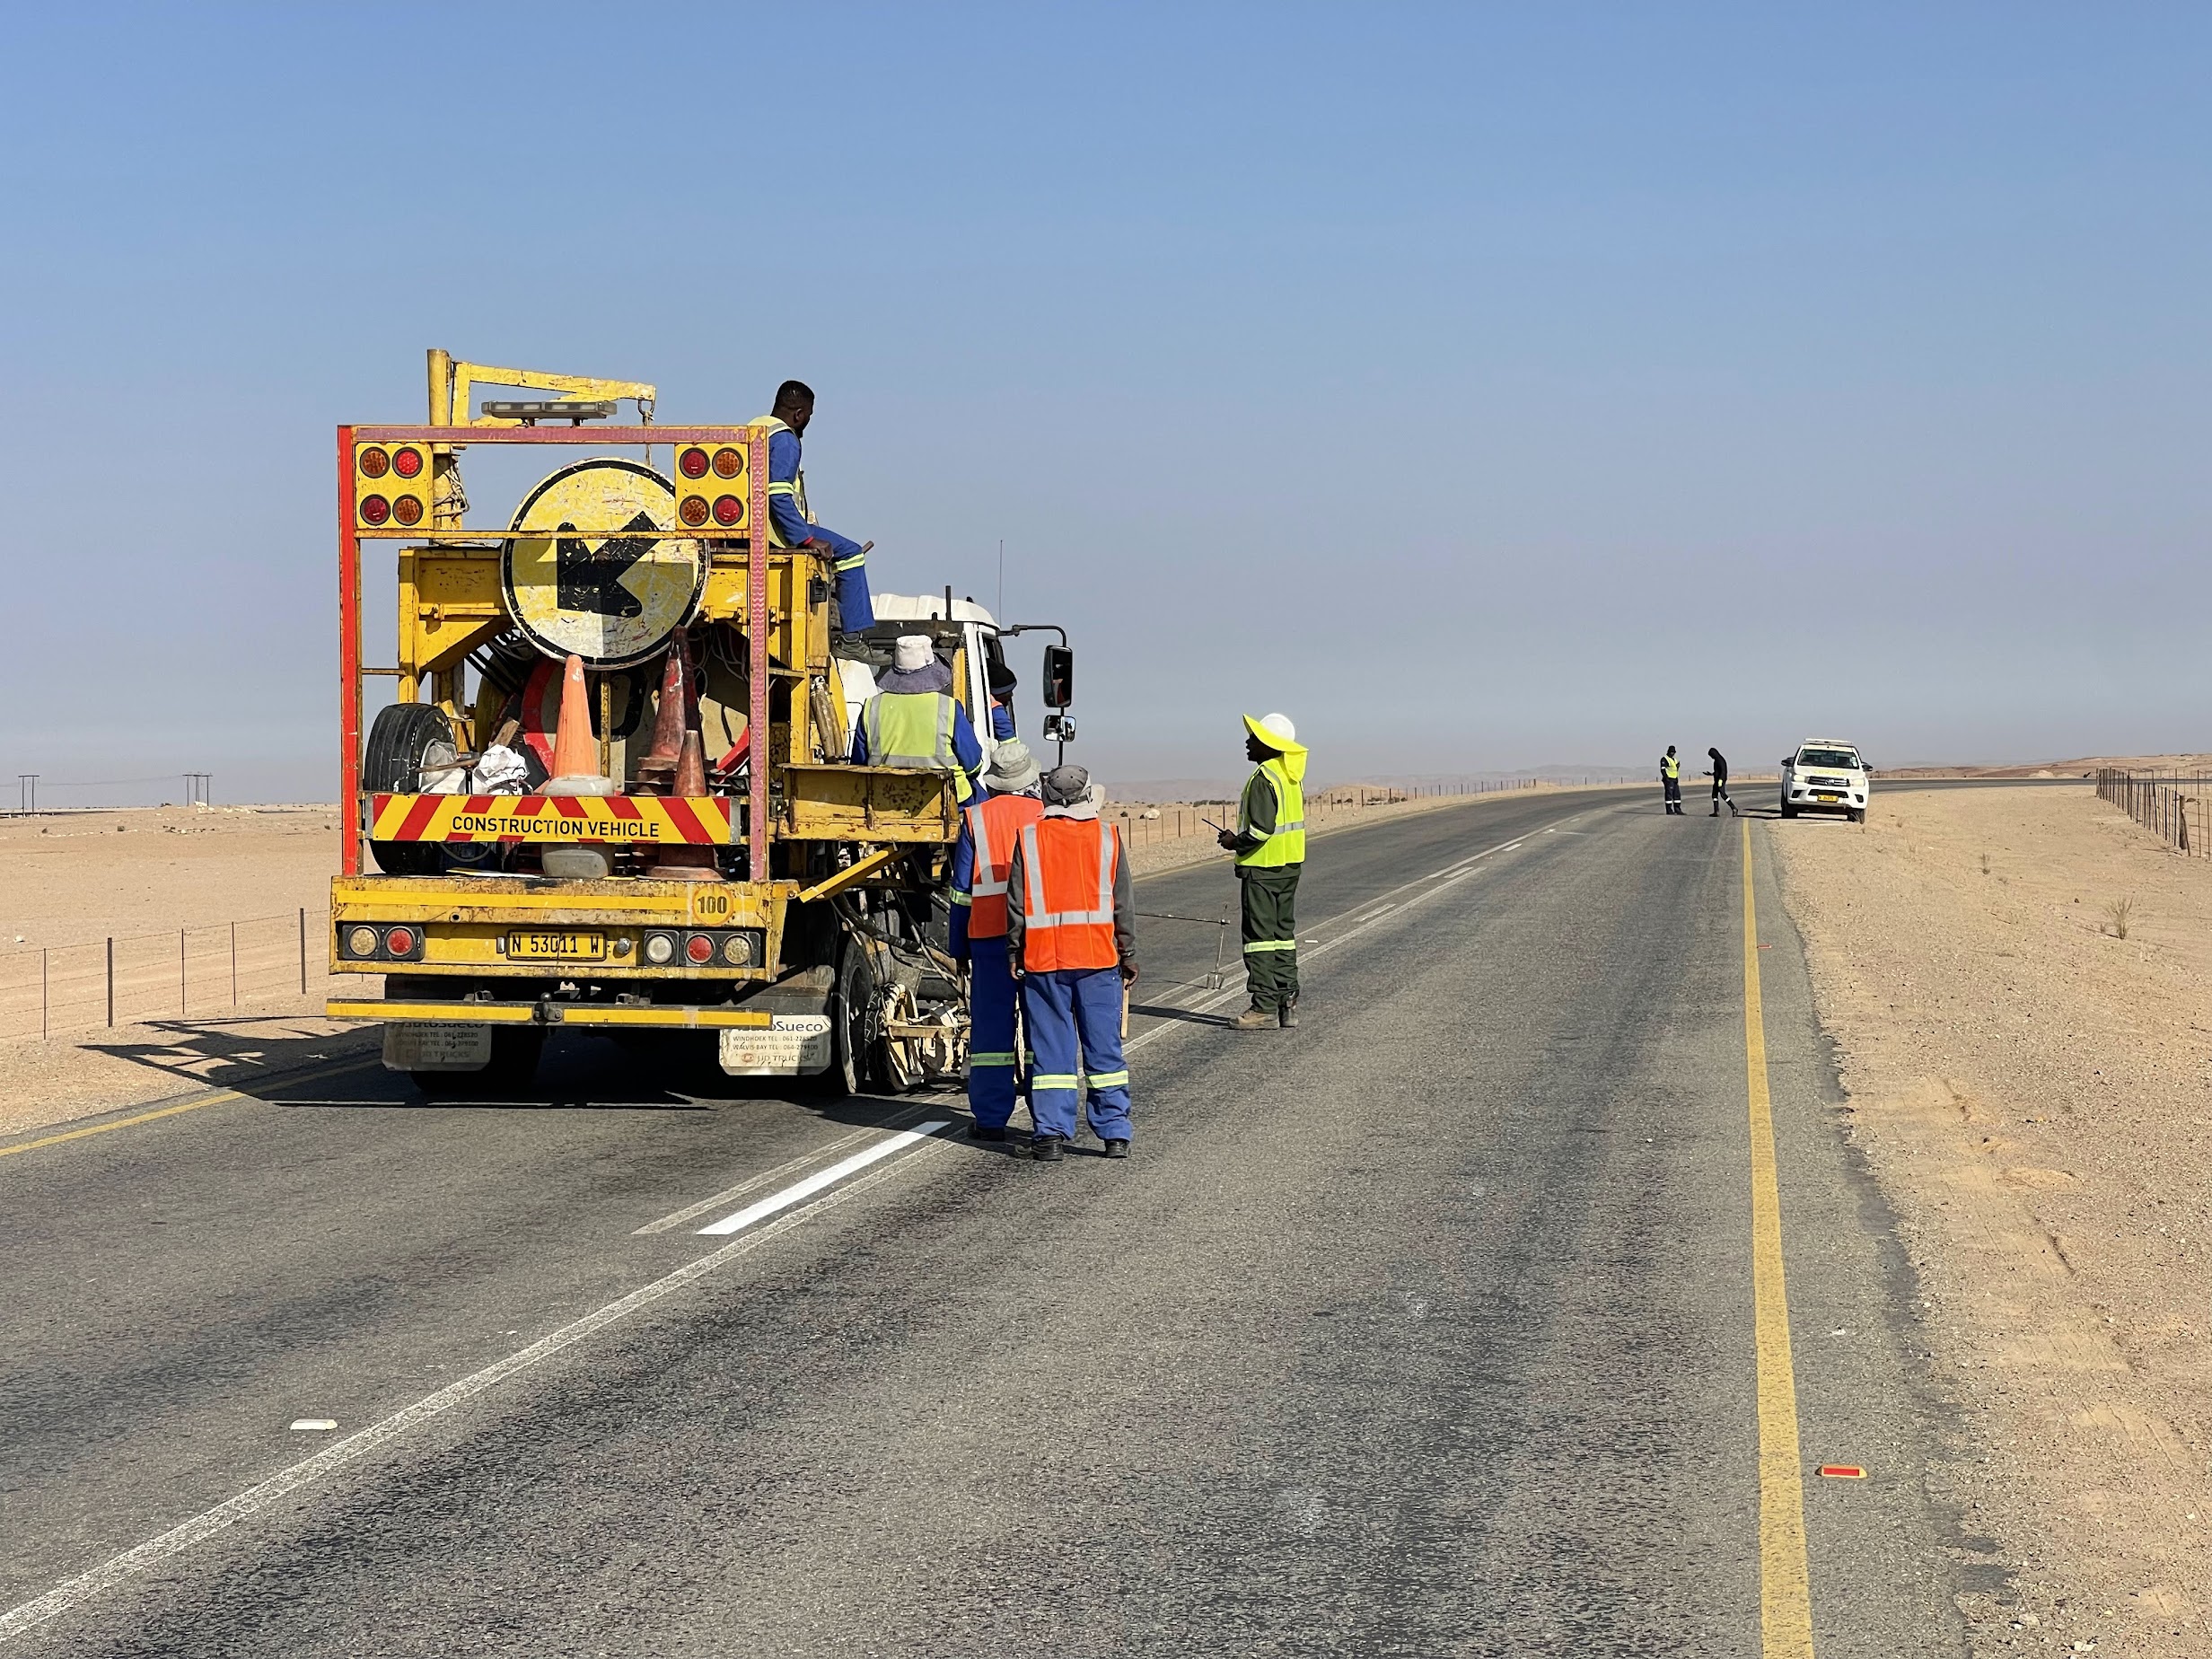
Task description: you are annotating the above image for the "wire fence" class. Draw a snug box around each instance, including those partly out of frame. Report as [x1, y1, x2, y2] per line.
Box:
[2095, 768, 2211, 856]
[0, 909, 329, 1042]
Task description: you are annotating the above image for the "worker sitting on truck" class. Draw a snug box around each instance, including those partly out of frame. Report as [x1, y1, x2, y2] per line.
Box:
[949, 740, 1045, 1141]
[852, 636, 983, 803]
[752, 379, 874, 635]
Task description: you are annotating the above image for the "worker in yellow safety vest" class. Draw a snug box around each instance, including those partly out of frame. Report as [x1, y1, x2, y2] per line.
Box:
[1661, 744, 1683, 815]
[751, 379, 874, 634]
[852, 636, 984, 803]
[1216, 711, 1306, 1031]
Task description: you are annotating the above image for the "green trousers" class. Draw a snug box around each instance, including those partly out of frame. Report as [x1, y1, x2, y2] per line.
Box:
[1240, 864, 1301, 1011]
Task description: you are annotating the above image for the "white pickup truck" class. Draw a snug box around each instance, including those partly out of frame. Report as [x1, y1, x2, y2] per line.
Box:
[1778, 739, 1872, 822]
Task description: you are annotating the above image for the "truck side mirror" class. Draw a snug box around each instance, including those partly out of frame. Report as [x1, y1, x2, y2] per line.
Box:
[1042, 645, 1074, 709]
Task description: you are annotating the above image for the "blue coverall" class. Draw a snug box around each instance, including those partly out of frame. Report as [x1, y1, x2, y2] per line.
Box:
[1004, 816, 1136, 1146]
[767, 427, 874, 632]
[949, 796, 1038, 1132]
[1021, 970, 1131, 1145]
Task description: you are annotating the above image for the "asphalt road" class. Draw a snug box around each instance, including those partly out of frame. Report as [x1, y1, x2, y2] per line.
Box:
[0, 786, 1979, 1656]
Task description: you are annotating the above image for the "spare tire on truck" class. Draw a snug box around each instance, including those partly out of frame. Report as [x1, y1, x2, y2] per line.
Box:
[364, 702, 462, 875]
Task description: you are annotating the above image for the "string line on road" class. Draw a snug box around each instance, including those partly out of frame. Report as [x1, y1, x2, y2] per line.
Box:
[1742, 818, 1817, 1656]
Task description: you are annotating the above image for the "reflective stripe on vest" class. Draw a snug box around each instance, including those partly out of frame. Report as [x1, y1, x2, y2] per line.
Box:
[1017, 817, 1120, 972]
[865, 692, 973, 803]
[750, 414, 811, 549]
[1235, 757, 1306, 868]
[1663, 755, 1680, 779]
[963, 794, 1043, 938]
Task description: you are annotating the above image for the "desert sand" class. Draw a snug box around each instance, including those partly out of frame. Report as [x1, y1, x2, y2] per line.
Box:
[1776, 783, 2212, 1655]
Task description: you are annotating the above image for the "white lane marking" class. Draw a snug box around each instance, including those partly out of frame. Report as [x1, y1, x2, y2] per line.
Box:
[633, 1125, 889, 1234]
[698, 1121, 951, 1235]
[286, 1420, 336, 1433]
[0, 1126, 956, 1646]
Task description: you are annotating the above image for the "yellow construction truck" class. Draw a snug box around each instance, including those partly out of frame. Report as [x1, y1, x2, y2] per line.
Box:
[327, 353, 1075, 1094]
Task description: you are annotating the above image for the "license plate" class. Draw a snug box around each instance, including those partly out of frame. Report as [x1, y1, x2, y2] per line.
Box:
[1816, 794, 1839, 803]
[506, 931, 606, 961]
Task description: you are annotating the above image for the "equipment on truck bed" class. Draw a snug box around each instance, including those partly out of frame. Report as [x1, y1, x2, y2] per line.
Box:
[326, 351, 1078, 1098]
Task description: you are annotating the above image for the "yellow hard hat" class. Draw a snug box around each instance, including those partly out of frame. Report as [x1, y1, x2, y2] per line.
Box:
[1242, 711, 1304, 752]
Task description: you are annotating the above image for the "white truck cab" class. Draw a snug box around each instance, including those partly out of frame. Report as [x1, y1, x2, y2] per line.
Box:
[1779, 739, 1872, 822]
[841, 594, 1072, 771]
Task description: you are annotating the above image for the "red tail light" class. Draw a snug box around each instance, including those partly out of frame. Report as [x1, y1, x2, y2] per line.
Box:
[679, 447, 710, 479]
[713, 496, 742, 527]
[685, 934, 715, 964]
[384, 926, 416, 955]
[391, 446, 424, 479]
[358, 446, 391, 478]
[393, 496, 423, 527]
[679, 497, 710, 528]
[711, 447, 743, 478]
[360, 495, 391, 526]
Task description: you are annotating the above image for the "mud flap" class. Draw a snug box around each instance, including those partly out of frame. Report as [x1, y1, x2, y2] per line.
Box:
[718, 1014, 834, 1076]
[382, 1022, 495, 1073]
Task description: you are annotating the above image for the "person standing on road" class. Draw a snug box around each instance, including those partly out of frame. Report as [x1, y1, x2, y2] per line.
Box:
[1707, 747, 1734, 817]
[1005, 765, 1137, 1162]
[752, 380, 875, 636]
[1661, 745, 1683, 815]
[1216, 712, 1306, 1031]
[949, 741, 1045, 1143]
[853, 636, 984, 803]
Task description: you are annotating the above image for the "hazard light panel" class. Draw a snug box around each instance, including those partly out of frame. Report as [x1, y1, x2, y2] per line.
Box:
[356, 442, 432, 532]
[674, 442, 747, 534]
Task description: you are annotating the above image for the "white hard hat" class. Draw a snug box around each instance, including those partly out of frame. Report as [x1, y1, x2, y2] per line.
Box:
[893, 636, 935, 673]
[1251, 711, 1296, 744]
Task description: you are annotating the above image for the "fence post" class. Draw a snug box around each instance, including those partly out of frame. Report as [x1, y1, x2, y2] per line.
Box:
[105, 937, 114, 1028]
[298, 908, 308, 995]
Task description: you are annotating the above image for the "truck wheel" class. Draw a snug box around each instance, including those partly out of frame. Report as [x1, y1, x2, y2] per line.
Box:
[1848, 807, 1866, 824]
[1778, 800, 1798, 820]
[364, 703, 461, 875]
[812, 944, 871, 1099]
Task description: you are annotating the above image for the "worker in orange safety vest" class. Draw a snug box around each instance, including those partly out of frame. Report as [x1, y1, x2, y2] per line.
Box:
[1004, 764, 1137, 1162]
[948, 740, 1046, 1141]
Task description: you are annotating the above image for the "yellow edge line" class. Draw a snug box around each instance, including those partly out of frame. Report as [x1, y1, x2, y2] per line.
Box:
[1743, 818, 1816, 1655]
[0, 1054, 373, 1163]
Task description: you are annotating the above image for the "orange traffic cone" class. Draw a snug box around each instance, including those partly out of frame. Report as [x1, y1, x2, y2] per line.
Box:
[544, 653, 616, 796]
[650, 730, 720, 880]
[636, 631, 689, 792]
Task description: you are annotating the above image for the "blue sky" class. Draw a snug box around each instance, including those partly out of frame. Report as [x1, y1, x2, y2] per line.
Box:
[4, 4, 2208, 801]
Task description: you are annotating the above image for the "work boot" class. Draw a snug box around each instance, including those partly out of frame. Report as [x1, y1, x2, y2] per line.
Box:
[967, 1123, 1006, 1142]
[1031, 1137, 1066, 1162]
[1102, 1139, 1129, 1160]
[1278, 1003, 1299, 1029]
[1229, 1005, 1276, 1031]
[1710, 804, 1719, 817]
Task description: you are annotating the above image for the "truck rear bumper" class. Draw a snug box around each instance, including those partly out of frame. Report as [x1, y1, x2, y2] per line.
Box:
[328, 998, 778, 1031]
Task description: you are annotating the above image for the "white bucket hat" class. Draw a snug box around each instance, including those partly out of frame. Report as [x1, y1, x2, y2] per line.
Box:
[893, 636, 935, 673]
[982, 740, 1040, 793]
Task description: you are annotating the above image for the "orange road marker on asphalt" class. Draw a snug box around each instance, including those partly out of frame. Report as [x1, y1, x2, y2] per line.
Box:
[1818, 1465, 1867, 1479]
